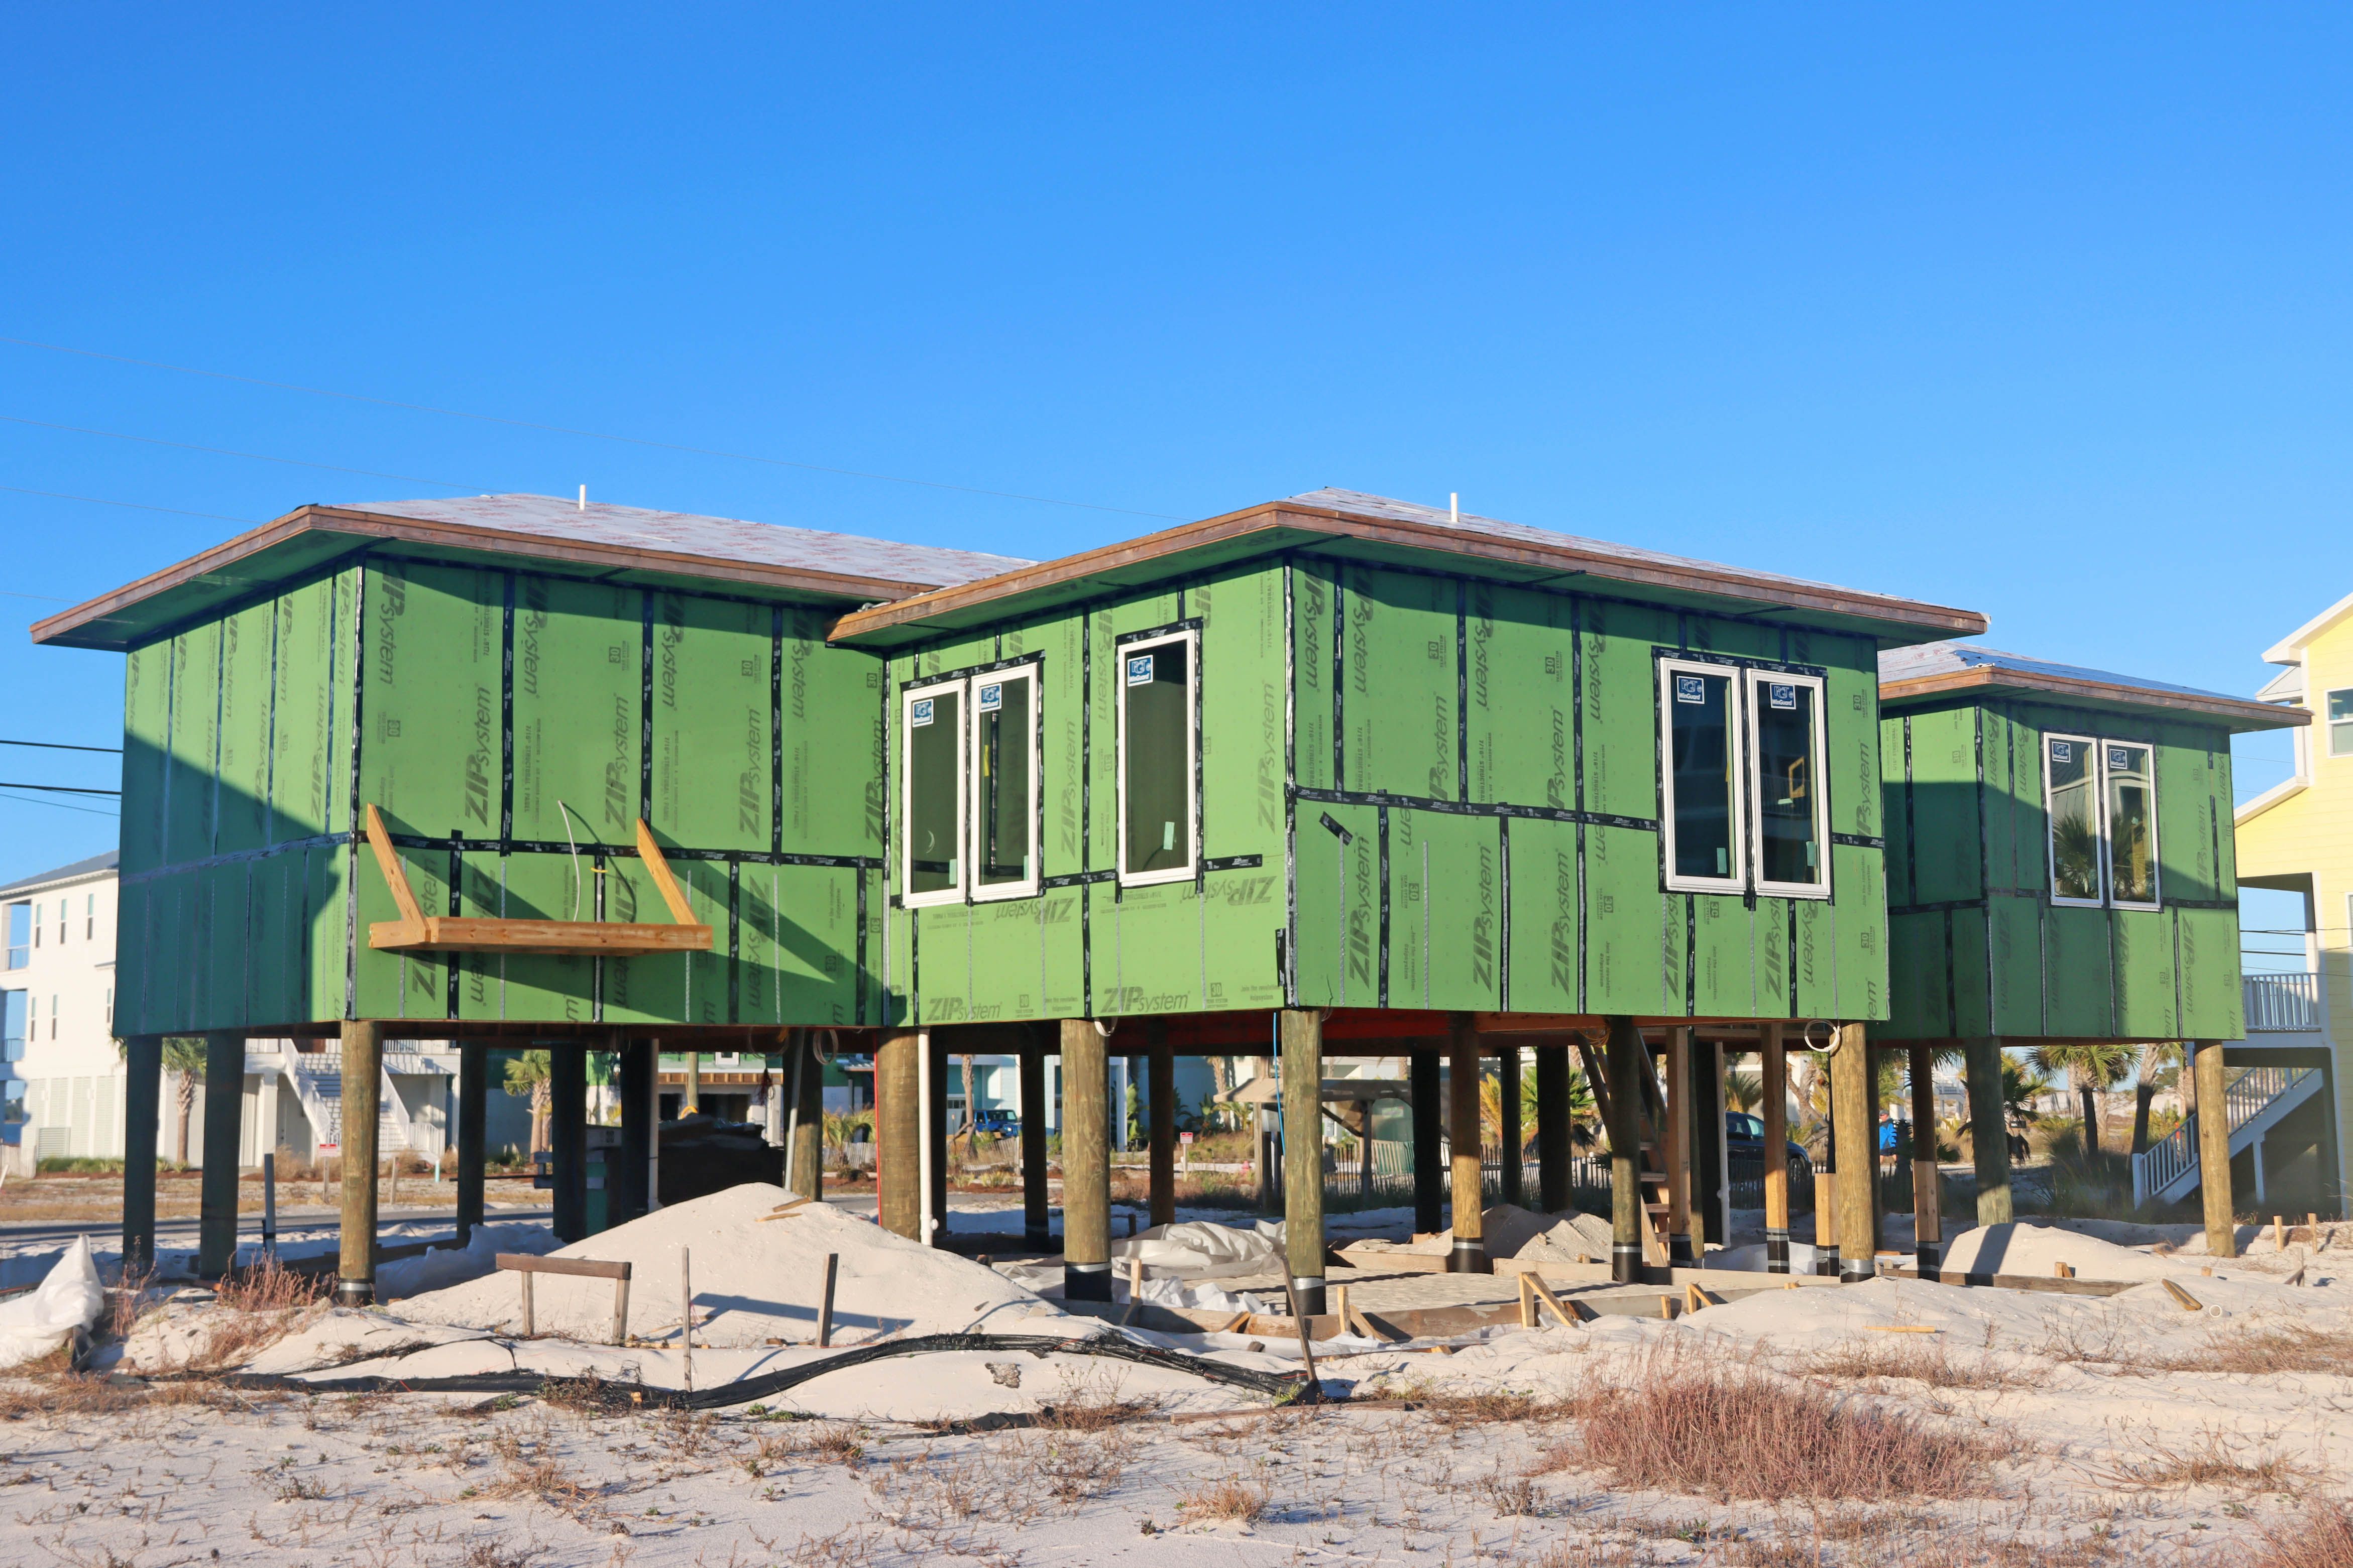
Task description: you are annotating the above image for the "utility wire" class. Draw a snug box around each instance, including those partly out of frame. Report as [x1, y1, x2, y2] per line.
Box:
[0, 414, 490, 494]
[0, 483, 261, 526]
[1, 334, 1186, 522]
[0, 788, 117, 819]
[0, 782, 120, 795]
[0, 739, 121, 755]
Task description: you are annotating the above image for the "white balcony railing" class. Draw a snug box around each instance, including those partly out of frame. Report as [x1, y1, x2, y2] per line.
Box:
[2243, 972, 2321, 1033]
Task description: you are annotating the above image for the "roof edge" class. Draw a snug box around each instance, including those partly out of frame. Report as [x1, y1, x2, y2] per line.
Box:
[1879, 663, 2309, 730]
[32, 502, 977, 652]
[2263, 587, 2353, 665]
[830, 497, 1991, 644]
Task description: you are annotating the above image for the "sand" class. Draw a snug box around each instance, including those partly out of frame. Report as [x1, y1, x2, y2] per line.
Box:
[389, 1183, 1048, 1347]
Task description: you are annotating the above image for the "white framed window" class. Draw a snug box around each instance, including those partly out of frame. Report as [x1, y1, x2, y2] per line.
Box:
[1658, 658, 1746, 893]
[971, 666, 1040, 901]
[3, 903, 24, 971]
[2328, 688, 2353, 756]
[1117, 628, 1199, 888]
[0, 991, 22, 1063]
[1747, 670, 1829, 897]
[2042, 732, 2160, 910]
[901, 678, 967, 908]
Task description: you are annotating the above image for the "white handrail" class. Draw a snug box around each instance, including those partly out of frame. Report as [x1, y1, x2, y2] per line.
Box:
[2132, 1065, 2314, 1205]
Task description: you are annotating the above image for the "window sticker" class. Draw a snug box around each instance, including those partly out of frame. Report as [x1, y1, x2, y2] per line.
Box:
[2109, 747, 2132, 770]
[1768, 682, 1798, 710]
[2050, 740, 2072, 764]
[1127, 654, 1155, 687]
[978, 683, 1002, 713]
[1674, 674, 1706, 704]
[910, 698, 935, 728]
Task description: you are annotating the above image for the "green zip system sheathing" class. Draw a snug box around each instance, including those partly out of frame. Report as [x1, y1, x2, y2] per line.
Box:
[116, 556, 885, 1036]
[884, 553, 1890, 1028]
[1878, 695, 2243, 1043]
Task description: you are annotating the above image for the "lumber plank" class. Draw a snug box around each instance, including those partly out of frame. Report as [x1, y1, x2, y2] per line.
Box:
[635, 818, 700, 925]
[370, 916, 713, 955]
[496, 1254, 632, 1281]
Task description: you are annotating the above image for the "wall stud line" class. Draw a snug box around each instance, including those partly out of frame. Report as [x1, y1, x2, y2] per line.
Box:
[1282, 556, 1297, 1006]
[1331, 572, 1345, 792]
[1376, 805, 1390, 1009]
[638, 591, 654, 825]
[345, 562, 368, 1021]
[1498, 816, 1511, 1011]
[500, 572, 516, 847]
[770, 606, 785, 859]
[1571, 594, 1586, 1013]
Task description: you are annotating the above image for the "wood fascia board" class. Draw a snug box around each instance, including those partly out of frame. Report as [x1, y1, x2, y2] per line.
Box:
[32, 503, 954, 651]
[1879, 666, 2307, 732]
[827, 500, 1988, 646]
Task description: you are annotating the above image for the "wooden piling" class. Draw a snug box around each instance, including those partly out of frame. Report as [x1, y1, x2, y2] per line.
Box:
[2193, 1040, 2236, 1259]
[197, 1032, 243, 1281]
[1604, 1015, 1644, 1284]
[875, 1029, 922, 1241]
[1061, 1018, 1112, 1301]
[1761, 1026, 1789, 1274]
[122, 1035, 161, 1274]
[1909, 1041, 1941, 1279]
[1965, 1036, 2012, 1224]
[1534, 1038, 1572, 1215]
[1019, 1036, 1050, 1247]
[1411, 1049, 1443, 1236]
[1148, 1021, 1176, 1230]
[1280, 1009, 1327, 1313]
[457, 1041, 487, 1244]
[1830, 1024, 1876, 1282]
[1447, 1013, 1488, 1274]
[337, 1020, 383, 1306]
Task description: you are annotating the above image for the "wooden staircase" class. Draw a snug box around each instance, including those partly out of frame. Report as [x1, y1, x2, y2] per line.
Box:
[1572, 1034, 1674, 1267]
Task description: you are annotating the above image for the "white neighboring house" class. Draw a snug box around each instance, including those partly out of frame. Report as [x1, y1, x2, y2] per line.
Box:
[0, 850, 506, 1175]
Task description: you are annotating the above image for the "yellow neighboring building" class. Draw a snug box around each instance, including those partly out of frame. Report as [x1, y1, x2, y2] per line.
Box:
[2235, 591, 2353, 1217]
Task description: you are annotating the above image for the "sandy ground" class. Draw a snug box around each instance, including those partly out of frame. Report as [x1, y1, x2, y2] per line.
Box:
[3, 1202, 2348, 1565]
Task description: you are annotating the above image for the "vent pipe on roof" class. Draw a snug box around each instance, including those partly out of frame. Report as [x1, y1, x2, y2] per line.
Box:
[578, 485, 587, 512]
[1449, 492, 1459, 525]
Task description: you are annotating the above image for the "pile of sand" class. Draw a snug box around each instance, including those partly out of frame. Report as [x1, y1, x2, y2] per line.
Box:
[390, 1184, 1049, 1347]
[1938, 1222, 2211, 1282]
[1365, 1203, 1614, 1261]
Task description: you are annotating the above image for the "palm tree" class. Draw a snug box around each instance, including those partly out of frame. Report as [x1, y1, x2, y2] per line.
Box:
[161, 1038, 206, 1166]
[504, 1049, 552, 1156]
[1479, 1053, 1598, 1152]
[2029, 1043, 2131, 1152]
[2130, 1042, 2183, 1154]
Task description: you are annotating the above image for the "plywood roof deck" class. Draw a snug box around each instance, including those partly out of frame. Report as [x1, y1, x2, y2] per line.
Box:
[827, 488, 1991, 648]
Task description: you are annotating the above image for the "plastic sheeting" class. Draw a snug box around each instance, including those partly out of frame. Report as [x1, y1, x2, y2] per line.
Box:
[0, 1237, 103, 1369]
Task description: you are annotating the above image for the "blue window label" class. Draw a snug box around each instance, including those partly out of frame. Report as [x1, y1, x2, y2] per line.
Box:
[910, 698, 935, 728]
[1127, 654, 1155, 687]
[2050, 740, 2072, 763]
[978, 683, 1002, 713]
[2109, 747, 2132, 770]
[1768, 682, 1798, 710]
[1673, 674, 1706, 704]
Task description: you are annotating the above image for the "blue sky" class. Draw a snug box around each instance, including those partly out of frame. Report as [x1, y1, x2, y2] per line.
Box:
[2, 8, 2346, 962]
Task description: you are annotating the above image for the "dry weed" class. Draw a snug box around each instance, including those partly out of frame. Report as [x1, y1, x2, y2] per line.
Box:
[2246, 1500, 2353, 1568]
[214, 1253, 327, 1313]
[754, 1420, 865, 1466]
[462, 1544, 545, 1568]
[1798, 1336, 2025, 1389]
[2151, 1325, 2353, 1377]
[1392, 1382, 1576, 1429]
[0, 1372, 144, 1420]
[1176, 1471, 1270, 1524]
[2107, 1427, 2315, 1493]
[1030, 1365, 1160, 1431]
[1546, 1348, 1997, 1501]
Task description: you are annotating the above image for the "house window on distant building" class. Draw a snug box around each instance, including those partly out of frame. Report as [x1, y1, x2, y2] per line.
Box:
[85, 894, 94, 941]
[48, 996, 56, 1040]
[104, 987, 112, 1028]
[55, 903, 64, 945]
[4, 904, 24, 970]
[2330, 688, 2353, 756]
[1, 992, 23, 1062]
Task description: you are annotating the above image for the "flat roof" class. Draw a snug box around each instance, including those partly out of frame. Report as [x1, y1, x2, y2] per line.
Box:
[828, 489, 1989, 648]
[1878, 642, 2304, 733]
[32, 494, 1035, 652]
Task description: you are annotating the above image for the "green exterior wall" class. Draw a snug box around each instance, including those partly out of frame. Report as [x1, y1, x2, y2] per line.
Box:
[1879, 694, 2244, 1042]
[886, 552, 1892, 1027]
[115, 553, 886, 1035]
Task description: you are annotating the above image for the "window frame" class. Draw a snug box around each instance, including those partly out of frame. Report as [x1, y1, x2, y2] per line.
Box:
[968, 664, 1043, 903]
[2099, 739, 2162, 912]
[3, 902, 24, 971]
[2041, 729, 2162, 911]
[899, 676, 969, 910]
[1115, 626, 1201, 890]
[1745, 669, 1833, 901]
[1656, 656, 1749, 896]
[2326, 687, 2353, 757]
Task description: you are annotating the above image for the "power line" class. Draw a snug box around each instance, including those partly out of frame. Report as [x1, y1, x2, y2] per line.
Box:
[1, 334, 1186, 522]
[0, 483, 261, 526]
[0, 739, 120, 754]
[0, 788, 117, 819]
[0, 414, 491, 494]
[0, 782, 119, 795]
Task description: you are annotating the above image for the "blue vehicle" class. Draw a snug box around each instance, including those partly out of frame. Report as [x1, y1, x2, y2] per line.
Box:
[968, 1108, 1021, 1138]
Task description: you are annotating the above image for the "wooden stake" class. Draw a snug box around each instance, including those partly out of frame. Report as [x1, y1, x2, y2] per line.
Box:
[680, 1247, 694, 1389]
[2274, 1216, 2286, 1251]
[816, 1252, 838, 1348]
[1685, 1281, 1707, 1315]
[519, 1270, 535, 1338]
[2054, 1261, 2074, 1279]
[1518, 1272, 1536, 1329]
[611, 1269, 630, 1347]
[1525, 1272, 1579, 1329]
[2161, 1278, 2203, 1312]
